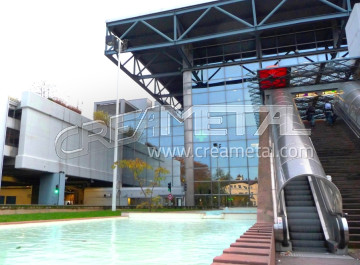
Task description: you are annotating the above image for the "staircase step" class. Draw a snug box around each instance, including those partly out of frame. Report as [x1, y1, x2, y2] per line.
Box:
[290, 232, 324, 241]
[213, 253, 269, 265]
[288, 218, 321, 226]
[285, 195, 313, 201]
[287, 206, 317, 213]
[285, 190, 311, 196]
[230, 242, 270, 249]
[292, 239, 326, 248]
[349, 234, 360, 241]
[287, 212, 319, 219]
[286, 200, 314, 206]
[223, 247, 269, 256]
[289, 225, 323, 233]
[292, 247, 328, 253]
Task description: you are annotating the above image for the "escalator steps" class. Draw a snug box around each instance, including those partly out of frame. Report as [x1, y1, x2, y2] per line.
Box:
[284, 177, 327, 253]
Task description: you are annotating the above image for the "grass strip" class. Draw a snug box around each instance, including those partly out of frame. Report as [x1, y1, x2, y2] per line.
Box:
[0, 210, 121, 223]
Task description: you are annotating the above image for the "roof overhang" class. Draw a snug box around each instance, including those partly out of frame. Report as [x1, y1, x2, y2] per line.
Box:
[105, 0, 356, 109]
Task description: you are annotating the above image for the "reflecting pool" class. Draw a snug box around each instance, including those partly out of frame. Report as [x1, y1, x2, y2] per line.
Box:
[0, 217, 255, 265]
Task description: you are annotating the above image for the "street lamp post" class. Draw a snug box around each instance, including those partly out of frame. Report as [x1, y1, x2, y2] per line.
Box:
[213, 143, 221, 208]
[112, 38, 122, 212]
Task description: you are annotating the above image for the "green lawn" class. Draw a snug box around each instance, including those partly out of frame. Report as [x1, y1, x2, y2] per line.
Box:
[0, 210, 121, 223]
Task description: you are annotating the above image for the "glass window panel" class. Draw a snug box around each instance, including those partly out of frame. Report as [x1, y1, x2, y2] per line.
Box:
[193, 93, 208, 105]
[209, 91, 226, 104]
[194, 155, 211, 168]
[146, 137, 159, 147]
[160, 136, 172, 147]
[225, 65, 241, 79]
[229, 181, 249, 195]
[246, 126, 258, 139]
[226, 89, 243, 103]
[243, 85, 253, 101]
[249, 167, 258, 180]
[230, 167, 248, 180]
[210, 133, 228, 142]
[227, 128, 246, 140]
[192, 87, 208, 94]
[245, 113, 257, 126]
[248, 156, 259, 167]
[229, 156, 247, 167]
[172, 126, 184, 136]
[173, 136, 184, 146]
[194, 168, 211, 181]
[207, 67, 225, 82]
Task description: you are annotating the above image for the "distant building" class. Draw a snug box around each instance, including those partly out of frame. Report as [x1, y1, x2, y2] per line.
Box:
[0, 92, 183, 206]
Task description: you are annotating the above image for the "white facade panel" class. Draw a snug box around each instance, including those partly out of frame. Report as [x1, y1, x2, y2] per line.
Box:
[346, 3, 360, 57]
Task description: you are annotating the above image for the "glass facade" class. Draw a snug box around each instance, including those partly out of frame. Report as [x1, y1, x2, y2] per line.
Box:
[190, 65, 260, 207]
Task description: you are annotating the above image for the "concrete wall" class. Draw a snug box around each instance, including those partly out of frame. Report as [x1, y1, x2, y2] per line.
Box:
[0, 186, 32, 204]
[15, 92, 114, 181]
[0, 96, 9, 188]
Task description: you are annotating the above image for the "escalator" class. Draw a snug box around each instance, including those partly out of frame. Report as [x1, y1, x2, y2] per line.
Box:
[285, 176, 327, 252]
[267, 88, 349, 254]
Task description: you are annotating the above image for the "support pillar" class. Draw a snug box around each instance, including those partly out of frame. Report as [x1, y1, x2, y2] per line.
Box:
[183, 47, 195, 206]
[38, 171, 65, 205]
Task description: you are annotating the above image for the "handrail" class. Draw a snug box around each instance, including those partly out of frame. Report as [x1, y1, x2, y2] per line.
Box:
[333, 81, 360, 138]
[267, 88, 347, 252]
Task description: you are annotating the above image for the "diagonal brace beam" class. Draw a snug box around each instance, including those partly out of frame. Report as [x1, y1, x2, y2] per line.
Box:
[258, 0, 288, 26]
[178, 7, 212, 40]
[141, 20, 173, 42]
[214, 6, 253, 27]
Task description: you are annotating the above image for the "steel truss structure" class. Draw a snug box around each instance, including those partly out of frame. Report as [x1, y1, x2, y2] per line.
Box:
[105, 0, 358, 109]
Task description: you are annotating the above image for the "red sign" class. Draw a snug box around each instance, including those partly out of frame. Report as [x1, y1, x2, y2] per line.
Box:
[258, 66, 289, 90]
[168, 194, 173, 200]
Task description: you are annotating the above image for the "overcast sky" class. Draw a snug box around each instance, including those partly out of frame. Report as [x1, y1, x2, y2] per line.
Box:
[0, 0, 213, 118]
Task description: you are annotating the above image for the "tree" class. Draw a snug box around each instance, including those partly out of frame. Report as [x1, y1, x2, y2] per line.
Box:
[93, 110, 110, 126]
[112, 158, 169, 211]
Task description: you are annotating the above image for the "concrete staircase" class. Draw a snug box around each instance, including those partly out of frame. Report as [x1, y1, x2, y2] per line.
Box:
[309, 119, 360, 248]
[212, 222, 275, 265]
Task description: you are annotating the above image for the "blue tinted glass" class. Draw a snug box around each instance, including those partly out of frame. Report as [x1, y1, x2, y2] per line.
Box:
[227, 127, 246, 140]
[172, 126, 184, 136]
[207, 67, 225, 82]
[193, 93, 208, 105]
[146, 137, 159, 147]
[160, 136, 172, 147]
[192, 87, 208, 94]
[229, 156, 247, 167]
[173, 136, 184, 145]
[209, 91, 226, 104]
[246, 126, 258, 139]
[226, 89, 243, 103]
[249, 167, 258, 180]
[245, 113, 257, 126]
[229, 167, 248, 180]
[248, 156, 259, 167]
[225, 65, 241, 79]
[211, 156, 229, 170]
[210, 133, 228, 142]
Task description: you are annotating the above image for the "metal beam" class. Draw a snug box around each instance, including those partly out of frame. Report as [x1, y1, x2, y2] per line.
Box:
[178, 7, 212, 41]
[214, 6, 253, 27]
[258, 0, 288, 26]
[318, 0, 347, 12]
[136, 72, 182, 79]
[121, 13, 349, 53]
[141, 20, 173, 42]
[120, 21, 138, 40]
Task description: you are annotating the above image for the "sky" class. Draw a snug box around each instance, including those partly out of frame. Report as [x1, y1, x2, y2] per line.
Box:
[0, 0, 213, 118]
